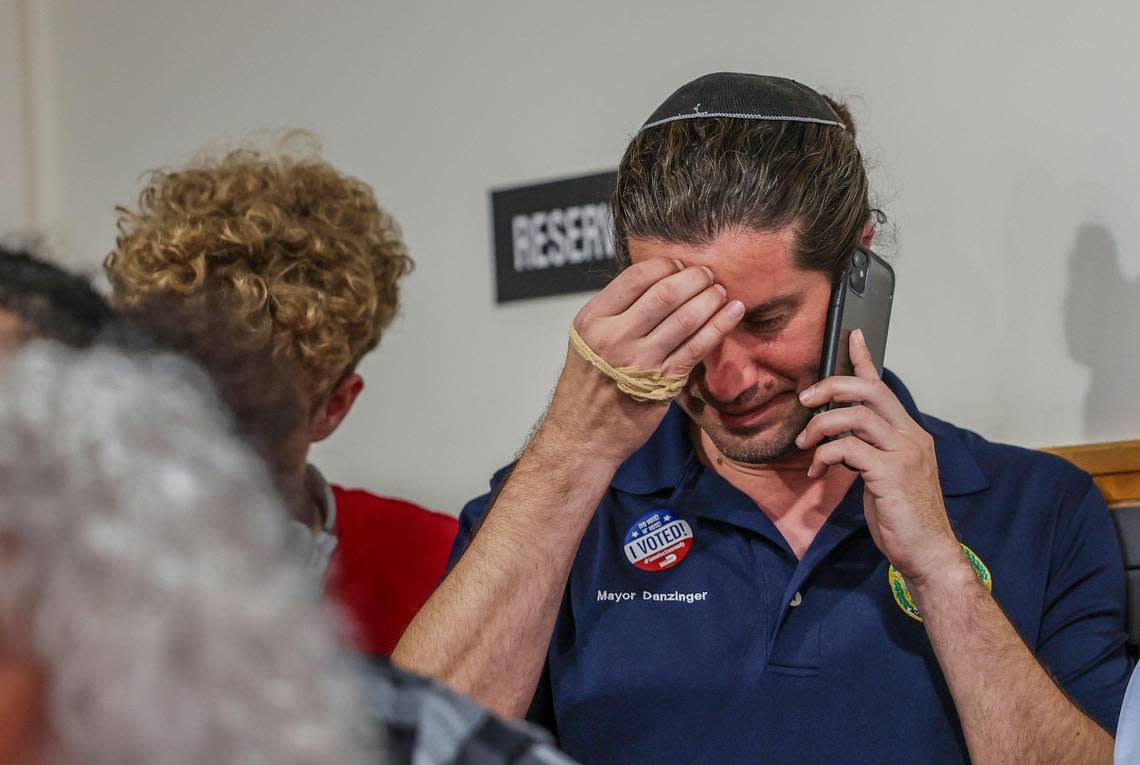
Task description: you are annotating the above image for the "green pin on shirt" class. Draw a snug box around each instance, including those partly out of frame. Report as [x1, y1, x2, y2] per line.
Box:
[889, 544, 993, 622]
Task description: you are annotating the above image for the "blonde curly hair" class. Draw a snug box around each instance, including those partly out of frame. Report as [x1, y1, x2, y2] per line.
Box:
[106, 135, 413, 398]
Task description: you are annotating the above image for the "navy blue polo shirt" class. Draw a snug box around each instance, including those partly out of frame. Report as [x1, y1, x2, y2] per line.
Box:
[452, 371, 1130, 765]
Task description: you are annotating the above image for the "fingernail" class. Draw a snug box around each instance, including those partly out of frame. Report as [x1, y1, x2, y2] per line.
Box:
[799, 386, 816, 403]
[806, 465, 817, 479]
[672, 259, 685, 272]
[701, 266, 714, 281]
[854, 328, 865, 345]
[713, 283, 727, 297]
[795, 430, 806, 447]
[727, 300, 745, 318]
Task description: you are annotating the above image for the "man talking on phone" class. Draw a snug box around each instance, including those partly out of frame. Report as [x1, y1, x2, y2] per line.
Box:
[394, 73, 1128, 764]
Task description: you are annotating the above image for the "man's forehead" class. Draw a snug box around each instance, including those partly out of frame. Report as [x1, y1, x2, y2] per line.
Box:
[628, 229, 795, 265]
[626, 229, 821, 298]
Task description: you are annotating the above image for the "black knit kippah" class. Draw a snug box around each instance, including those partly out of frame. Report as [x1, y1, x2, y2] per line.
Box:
[640, 72, 844, 133]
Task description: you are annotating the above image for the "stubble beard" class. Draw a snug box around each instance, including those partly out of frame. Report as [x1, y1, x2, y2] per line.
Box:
[688, 400, 815, 464]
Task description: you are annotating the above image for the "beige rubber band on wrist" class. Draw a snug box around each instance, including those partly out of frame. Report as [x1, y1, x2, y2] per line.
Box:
[569, 325, 688, 402]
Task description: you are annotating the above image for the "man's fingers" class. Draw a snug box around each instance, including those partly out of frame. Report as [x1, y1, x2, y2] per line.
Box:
[584, 258, 684, 319]
[642, 284, 726, 356]
[849, 329, 879, 381]
[623, 265, 718, 338]
[795, 405, 900, 451]
[799, 375, 911, 430]
[660, 299, 745, 375]
[807, 436, 879, 479]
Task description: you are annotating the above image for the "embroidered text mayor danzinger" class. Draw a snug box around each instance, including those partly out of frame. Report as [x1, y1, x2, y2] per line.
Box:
[596, 589, 709, 604]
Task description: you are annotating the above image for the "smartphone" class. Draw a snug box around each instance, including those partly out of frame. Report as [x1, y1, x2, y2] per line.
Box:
[817, 246, 895, 410]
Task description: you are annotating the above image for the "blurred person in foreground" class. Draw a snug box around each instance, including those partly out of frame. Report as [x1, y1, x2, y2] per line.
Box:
[105, 136, 457, 655]
[0, 341, 375, 765]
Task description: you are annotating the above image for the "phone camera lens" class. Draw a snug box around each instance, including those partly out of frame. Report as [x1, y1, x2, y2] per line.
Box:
[848, 250, 869, 294]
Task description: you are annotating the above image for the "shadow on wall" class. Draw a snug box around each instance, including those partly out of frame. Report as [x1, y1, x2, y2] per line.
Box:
[1063, 223, 1140, 441]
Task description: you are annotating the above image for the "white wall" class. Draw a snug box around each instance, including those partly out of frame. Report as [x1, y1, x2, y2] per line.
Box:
[0, 0, 29, 234]
[27, 0, 1140, 514]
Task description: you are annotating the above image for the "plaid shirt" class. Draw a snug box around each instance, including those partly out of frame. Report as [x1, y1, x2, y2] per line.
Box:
[363, 658, 576, 765]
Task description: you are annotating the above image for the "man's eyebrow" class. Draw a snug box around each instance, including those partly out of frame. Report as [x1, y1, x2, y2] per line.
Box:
[742, 294, 803, 319]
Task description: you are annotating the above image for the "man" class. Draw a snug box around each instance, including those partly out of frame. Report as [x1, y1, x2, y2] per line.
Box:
[394, 74, 1129, 763]
[106, 140, 457, 655]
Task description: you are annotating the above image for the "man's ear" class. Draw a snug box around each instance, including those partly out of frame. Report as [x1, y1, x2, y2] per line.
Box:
[860, 221, 876, 248]
[309, 373, 364, 443]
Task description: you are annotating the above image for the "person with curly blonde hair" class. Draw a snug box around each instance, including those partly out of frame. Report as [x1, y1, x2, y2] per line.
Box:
[106, 137, 457, 656]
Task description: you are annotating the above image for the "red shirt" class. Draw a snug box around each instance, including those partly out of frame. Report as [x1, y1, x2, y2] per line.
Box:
[325, 486, 458, 656]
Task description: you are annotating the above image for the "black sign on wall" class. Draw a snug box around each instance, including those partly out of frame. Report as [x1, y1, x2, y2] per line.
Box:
[491, 170, 619, 303]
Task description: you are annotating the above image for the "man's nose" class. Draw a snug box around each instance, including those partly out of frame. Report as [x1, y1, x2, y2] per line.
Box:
[696, 335, 759, 404]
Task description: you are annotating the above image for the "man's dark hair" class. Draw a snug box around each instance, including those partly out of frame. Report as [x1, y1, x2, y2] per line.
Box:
[612, 96, 881, 280]
[0, 246, 118, 347]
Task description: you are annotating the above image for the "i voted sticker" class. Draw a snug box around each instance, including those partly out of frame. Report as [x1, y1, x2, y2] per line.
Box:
[624, 510, 693, 572]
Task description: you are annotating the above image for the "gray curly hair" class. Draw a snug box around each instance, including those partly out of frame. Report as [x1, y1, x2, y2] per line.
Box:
[0, 343, 378, 765]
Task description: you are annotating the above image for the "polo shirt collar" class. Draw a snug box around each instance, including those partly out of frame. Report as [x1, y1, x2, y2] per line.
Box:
[889, 370, 990, 497]
[610, 369, 989, 499]
[610, 403, 692, 495]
